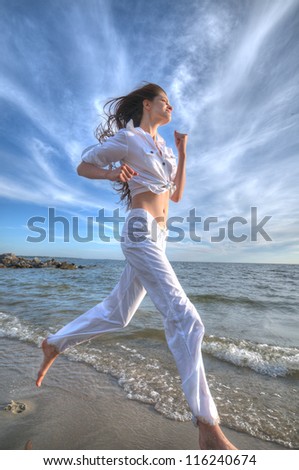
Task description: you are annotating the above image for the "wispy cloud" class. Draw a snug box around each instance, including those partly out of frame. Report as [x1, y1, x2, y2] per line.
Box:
[166, 1, 299, 232]
[0, 0, 298, 261]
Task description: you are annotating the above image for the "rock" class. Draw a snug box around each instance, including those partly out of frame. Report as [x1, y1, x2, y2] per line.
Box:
[0, 253, 82, 269]
[43, 259, 57, 267]
[0, 253, 17, 260]
[59, 262, 77, 270]
[0, 253, 18, 267]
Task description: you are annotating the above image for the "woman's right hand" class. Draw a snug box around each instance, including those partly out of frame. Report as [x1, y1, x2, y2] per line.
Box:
[107, 164, 138, 182]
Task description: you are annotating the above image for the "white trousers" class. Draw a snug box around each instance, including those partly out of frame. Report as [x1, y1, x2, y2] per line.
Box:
[47, 208, 219, 425]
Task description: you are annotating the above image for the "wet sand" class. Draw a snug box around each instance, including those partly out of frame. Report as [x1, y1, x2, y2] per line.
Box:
[0, 338, 285, 450]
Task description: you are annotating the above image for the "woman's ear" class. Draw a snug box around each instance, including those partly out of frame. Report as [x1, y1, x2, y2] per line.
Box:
[142, 99, 152, 112]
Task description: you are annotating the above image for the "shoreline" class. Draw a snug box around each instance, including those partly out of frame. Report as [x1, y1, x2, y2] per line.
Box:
[0, 338, 286, 450]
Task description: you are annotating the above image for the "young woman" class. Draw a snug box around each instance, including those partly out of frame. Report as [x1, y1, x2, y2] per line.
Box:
[36, 83, 236, 450]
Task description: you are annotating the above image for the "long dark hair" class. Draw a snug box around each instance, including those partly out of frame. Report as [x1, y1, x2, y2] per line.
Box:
[95, 83, 166, 209]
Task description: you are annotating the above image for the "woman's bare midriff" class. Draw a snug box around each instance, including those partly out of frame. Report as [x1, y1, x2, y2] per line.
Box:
[131, 191, 169, 228]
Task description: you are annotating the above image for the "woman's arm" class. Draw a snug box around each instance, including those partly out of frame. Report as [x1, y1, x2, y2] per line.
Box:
[78, 130, 137, 182]
[170, 131, 188, 203]
[77, 161, 137, 182]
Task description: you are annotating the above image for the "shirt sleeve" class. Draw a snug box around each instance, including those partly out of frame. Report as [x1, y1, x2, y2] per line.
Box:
[81, 129, 128, 167]
[167, 146, 178, 182]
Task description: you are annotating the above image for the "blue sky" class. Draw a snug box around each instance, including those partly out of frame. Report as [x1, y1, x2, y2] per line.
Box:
[1, 0, 298, 263]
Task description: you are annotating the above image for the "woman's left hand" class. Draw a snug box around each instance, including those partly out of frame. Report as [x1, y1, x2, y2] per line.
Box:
[174, 131, 188, 155]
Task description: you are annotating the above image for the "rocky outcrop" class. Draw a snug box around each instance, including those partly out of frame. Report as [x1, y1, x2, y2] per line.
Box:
[0, 253, 83, 269]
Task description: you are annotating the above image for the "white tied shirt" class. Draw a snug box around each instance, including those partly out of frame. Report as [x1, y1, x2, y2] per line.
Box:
[81, 119, 177, 198]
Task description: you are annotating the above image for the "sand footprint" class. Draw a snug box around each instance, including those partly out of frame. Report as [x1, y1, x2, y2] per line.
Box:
[2, 400, 27, 414]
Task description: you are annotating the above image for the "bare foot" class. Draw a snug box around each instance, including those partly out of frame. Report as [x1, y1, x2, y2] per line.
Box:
[198, 421, 238, 450]
[24, 440, 33, 450]
[36, 339, 59, 387]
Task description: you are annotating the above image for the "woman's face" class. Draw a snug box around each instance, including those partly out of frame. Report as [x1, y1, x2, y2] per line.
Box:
[144, 92, 173, 125]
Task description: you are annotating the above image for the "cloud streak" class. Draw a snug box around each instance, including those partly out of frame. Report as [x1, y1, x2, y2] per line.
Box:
[0, 0, 298, 262]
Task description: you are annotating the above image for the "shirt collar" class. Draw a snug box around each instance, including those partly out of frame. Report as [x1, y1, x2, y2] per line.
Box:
[126, 119, 135, 130]
[126, 119, 165, 145]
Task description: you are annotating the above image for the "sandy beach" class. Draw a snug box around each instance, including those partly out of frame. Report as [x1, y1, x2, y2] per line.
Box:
[0, 338, 285, 451]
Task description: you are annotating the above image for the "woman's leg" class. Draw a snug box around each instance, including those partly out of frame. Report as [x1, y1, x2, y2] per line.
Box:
[36, 262, 146, 386]
[122, 237, 218, 426]
[121, 209, 236, 449]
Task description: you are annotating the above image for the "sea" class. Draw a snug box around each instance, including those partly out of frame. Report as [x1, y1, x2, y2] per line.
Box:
[0, 259, 298, 449]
